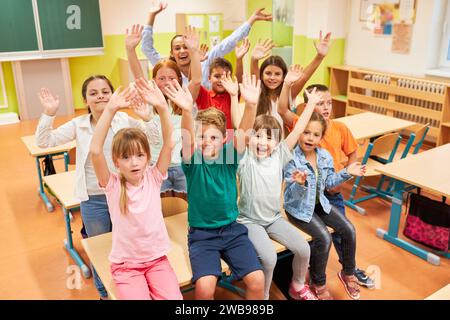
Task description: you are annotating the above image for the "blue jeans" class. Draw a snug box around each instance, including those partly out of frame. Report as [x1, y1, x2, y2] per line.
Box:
[161, 166, 187, 193]
[325, 191, 346, 264]
[80, 194, 112, 298]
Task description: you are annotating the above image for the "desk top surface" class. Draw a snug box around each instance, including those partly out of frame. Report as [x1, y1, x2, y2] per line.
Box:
[375, 143, 450, 198]
[21, 135, 76, 157]
[42, 171, 79, 209]
[425, 284, 450, 300]
[334, 112, 416, 140]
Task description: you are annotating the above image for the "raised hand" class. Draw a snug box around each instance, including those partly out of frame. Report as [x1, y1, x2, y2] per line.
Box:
[249, 8, 273, 25]
[164, 79, 193, 112]
[292, 170, 308, 185]
[125, 24, 144, 50]
[252, 39, 274, 61]
[284, 64, 305, 86]
[235, 38, 250, 60]
[107, 85, 137, 112]
[130, 91, 152, 121]
[346, 162, 366, 177]
[221, 72, 239, 97]
[315, 31, 332, 58]
[239, 74, 261, 105]
[199, 44, 209, 62]
[304, 87, 321, 106]
[184, 25, 200, 51]
[135, 78, 168, 110]
[148, 1, 167, 15]
[38, 88, 60, 116]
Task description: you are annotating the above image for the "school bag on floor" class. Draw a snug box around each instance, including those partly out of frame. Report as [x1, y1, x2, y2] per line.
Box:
[42, 155, 56, 176]
[403, 192, 450, 252]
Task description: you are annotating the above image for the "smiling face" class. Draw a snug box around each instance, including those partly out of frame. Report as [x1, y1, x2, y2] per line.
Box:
[154, 67, 179, 93]
[249, 129, 279, 160]
[195, 124, 227, 160]
[170, 36, 190, 67]
[262, 64, 284, 91]
[314, 90, 333, 120]
[298, 120, 325, 153]
[209, 67, 229, 94]
[83, 78, 113, 116]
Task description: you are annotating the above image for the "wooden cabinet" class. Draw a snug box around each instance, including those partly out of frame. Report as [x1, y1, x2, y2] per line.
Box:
[329, 65, 450, 146]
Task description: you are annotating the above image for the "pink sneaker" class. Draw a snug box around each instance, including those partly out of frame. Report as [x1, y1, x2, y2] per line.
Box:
[288, 284, 318, 300]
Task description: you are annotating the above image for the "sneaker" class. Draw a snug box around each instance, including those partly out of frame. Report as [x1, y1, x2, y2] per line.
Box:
[338, 271, 360, 300]
[309, 284, 334, 300]
[355, 268, 375, 289]
[288, 284, 318, 300]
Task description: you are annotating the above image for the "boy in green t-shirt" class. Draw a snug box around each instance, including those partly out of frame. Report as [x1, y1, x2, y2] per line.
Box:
[176, 74, 264, 300]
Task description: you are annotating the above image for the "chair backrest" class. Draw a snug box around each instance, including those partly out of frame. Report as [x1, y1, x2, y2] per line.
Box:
[371, 133, 402, 157]
[68, 147, 76, 165]
[411, 124, 429, 154]
[161, 197, 188, 217]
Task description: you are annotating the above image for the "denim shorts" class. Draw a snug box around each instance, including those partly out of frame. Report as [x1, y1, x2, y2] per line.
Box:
[188, 221, 262, 283]
[161, 166, 187, 193]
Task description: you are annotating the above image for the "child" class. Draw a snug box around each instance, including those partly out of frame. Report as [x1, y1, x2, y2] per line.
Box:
[236, 85, 322, 300]
[283, 112, 366, 300]
[142, 2, 271, 88]
[251, 32, 332, 132]
[35, 75, 159, 299]
[125, 24, 202, 200]
[89, 80, 182, 300]
[178, 74, 265, 300]
[278, 84, 375, 289]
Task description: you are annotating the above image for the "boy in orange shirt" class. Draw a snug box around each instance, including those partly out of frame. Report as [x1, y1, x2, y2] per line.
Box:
[278, 84, 375, 291]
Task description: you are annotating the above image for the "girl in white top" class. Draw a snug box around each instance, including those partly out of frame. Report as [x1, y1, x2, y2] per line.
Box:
[35, 75, 158, 299]
[237, 86, 322, 300]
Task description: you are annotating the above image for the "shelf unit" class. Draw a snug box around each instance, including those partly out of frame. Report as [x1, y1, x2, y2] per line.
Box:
[329, 65, 450, 146]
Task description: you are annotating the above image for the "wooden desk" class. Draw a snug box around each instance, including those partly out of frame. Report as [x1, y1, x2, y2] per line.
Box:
[43, 171, 90, 278]
[21, 135, 75, 212]
[375, 143, 450, 265]
[334, 112, 416, 140]
[81, 211, 320, 300]
[425, 284, 450, 300]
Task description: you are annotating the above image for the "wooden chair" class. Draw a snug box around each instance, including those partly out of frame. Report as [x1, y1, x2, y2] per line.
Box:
[161, 197, 188, 217]
[345, 133, 402, 214]
[366, 125, 430, 197]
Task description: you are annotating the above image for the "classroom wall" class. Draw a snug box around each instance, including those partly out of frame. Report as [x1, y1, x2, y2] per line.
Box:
[70, 0, 247, 109]
[345, 0, 436, 76]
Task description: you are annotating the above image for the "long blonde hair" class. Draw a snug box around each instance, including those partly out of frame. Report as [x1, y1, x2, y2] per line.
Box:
[112, 128, 150, 214]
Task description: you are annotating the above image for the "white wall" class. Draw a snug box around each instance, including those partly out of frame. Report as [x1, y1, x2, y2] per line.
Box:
[293, 0, 348, 38]
[345, 0, 436, 76]
[99, 0, 247, 35]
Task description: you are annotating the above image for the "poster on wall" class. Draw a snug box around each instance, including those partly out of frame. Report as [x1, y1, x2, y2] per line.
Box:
[361, 0, 416, 36]
[392, 23, 413, 54]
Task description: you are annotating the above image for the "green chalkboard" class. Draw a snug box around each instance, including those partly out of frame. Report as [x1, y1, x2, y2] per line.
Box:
[38, 0, 103, 50]
[0, 0, 39, 53]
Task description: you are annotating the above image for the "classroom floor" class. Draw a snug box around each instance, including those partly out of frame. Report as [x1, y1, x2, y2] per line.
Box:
[0, 111, 448, 300]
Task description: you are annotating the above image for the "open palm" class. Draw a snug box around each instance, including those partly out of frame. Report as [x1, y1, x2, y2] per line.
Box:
[252, 39, 274, 61]
[135, 78, 167, 108]
[235, 38, 250, 60]
[125, 24, 144, 50]
[221, 73, 238, 96]
[315, 31, 332, 57]
[164, 80, 193, 112]
[285, 65, 304, 85]
[149, 2, 167, 15]
[239, 74, 261, 105]
[347, 162, 366, 177]
[38, 88, 60, 116]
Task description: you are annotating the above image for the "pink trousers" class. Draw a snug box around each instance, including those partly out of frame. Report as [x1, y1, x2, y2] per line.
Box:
[111, 256, 183, 300]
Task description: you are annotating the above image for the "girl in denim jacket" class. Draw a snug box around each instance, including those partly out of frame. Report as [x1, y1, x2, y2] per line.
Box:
[283, 112, 366, 300]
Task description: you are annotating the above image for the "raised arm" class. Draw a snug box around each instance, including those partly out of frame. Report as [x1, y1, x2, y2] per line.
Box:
[141, 2, 168, 66]
[290, 31, 331, 99]
[234, 74, 260, 153]
[184, 26, 202, 101]
[163, 79, 195, 162]
[285, 88, 319, 150]
[35, 88, 76, 147]
[221, 72, 240, 129]
[235, 38, 250, 84]
[90, 86, 137, 187]
[125, 24, 145, 80]
[250, 39, 275, 80]
[278, 65, 304, 129]
[135, 78, 174, 175]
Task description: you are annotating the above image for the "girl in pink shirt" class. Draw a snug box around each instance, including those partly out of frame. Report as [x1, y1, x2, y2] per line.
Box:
[90, 78, 187, 300]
